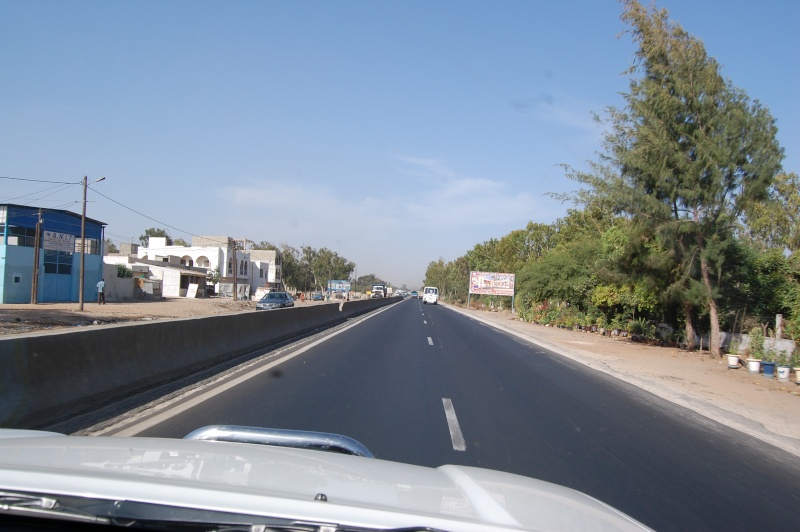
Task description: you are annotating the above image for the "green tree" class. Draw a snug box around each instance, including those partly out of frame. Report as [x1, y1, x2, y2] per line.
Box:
[743, 171, 800, 252]
[277, 244, 309, 292]
[116, 263, 133, 278]
[139, 228, 173, 247]
[569, 0, 783, 356]
[516, 235, 601, 310]
[104, 238, 118, 254]
[174, 238, 189, 247]
[301, 246, 355, 292]
[520, 222, 559, 262]
[465, 239, 500, 272]
[252, 241, 278, 251]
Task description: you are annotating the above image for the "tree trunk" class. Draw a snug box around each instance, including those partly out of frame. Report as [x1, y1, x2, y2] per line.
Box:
[683, 301, 696, 351]
[700, 255, 721, 357]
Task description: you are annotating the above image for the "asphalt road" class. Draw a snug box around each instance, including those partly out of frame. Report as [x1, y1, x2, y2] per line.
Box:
[130, 298, 800, 531]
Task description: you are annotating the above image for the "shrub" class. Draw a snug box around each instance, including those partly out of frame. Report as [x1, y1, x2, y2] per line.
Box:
[116, 264, 133, 278]
[749, 326, 765, 359]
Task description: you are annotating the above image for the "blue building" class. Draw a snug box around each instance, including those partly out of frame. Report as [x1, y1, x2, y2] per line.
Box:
[0, 204, 106, 303]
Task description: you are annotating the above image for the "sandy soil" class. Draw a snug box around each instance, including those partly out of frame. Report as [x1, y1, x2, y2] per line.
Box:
[2, 297, 799, 456]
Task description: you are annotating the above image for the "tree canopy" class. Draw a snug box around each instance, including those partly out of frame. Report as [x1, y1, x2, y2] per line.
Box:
[139, 227, 173, 247]
[567, 0, 783, 355]
[423, 0, 795, 355]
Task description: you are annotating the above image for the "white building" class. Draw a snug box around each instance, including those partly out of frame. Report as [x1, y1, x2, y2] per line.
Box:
[104, 236, 282, 298]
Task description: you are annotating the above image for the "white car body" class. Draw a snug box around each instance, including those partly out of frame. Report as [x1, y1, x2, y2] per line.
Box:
[0, 427, 651, 531]
[422, 286, 439, 304]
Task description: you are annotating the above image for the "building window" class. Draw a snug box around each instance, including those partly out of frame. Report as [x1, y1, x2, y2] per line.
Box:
[7, 226, 36, 247]
[44, 250, 73, 275]
[74, 238, 100, 255]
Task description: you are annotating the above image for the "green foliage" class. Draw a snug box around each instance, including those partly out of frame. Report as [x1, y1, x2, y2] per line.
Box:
[423, 256, 469, 303]
[139, 228, 173, 247]
[298, 246, 355, 292]
[516, 236, 601, 311]
[105, 238, 118, 254]
[418, 1, 797, 355]
[743, 172, 800, 252]
[566, 0, 783, 356]
[261, 243, 355, 293]
[116, 264, 133, 278]
[252, 241, 278, 250]
[173, 238, 189, 247]
[628, 317, 656, 339]
[749, 326, 765, 359]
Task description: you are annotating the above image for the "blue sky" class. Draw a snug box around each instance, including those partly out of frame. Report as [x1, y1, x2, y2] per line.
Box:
[2, 0, 797, 289]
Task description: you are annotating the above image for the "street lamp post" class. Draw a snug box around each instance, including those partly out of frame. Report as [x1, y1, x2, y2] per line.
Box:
[79, 176, 105, 311]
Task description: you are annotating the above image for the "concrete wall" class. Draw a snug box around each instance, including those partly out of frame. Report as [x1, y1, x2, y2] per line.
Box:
[102, 263, 135, 302]
[722, 333, 796, 358]
[0, 297, 397, 429]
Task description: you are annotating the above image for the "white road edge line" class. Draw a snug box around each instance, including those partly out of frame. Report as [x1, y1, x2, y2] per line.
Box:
[104, 304, 397, 437]
[442, 398, 467, 452]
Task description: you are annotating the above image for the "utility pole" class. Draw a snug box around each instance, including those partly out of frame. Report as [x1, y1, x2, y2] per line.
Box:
[78, 176, 88, 311]
[78, 176, 105, 311]
[30, 208, 42, 304]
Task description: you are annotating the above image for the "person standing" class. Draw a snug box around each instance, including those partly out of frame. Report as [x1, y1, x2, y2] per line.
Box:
[97, 279, 106, 304]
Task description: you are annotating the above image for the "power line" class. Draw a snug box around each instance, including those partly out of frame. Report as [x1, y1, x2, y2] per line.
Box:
[0, 175, 76, 185]
[1, 182, 79, 205]
[89, 186, 198, 237]
[88, 187, 233, 248]
[3, 175, 246, 250]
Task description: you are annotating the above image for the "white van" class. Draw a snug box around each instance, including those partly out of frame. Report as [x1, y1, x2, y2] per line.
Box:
[422, 286, 439, 305]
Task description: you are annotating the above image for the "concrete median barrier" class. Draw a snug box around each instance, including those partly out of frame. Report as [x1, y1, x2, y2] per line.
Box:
[1, 298, 396, 429]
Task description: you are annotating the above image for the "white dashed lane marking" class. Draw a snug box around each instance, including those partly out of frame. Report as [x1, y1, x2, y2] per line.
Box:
[442, 398, 467, 451]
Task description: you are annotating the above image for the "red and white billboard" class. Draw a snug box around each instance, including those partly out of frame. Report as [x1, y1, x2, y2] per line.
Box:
[469, 271, 515, 296]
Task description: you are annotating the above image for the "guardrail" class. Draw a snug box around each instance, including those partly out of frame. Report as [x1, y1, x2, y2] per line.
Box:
[0, 298, 396, 429]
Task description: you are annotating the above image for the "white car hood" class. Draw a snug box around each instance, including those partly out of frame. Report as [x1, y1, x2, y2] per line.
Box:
[0, 430, 650, 531]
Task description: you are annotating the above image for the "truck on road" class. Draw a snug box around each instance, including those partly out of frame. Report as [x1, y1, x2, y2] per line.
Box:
[371, 284, 386, 298]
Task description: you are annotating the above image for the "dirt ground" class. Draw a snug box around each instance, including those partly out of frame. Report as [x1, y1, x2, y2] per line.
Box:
[0, 297, 320, 335]
[2, 297, 799, 456]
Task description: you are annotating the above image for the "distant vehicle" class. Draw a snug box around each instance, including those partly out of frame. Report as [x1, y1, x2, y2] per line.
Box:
[371, 283, 386, 298]
[411, 290, 419, 298]
[422, 286, 439, 305]
[310, 292, 324, 301]
[255, 291, 294, 310]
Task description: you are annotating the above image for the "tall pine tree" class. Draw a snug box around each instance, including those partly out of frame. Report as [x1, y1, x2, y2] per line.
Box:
[571, 0, 783, 355]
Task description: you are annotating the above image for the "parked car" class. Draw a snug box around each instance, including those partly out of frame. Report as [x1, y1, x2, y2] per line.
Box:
[0, 426, 653, 531]
[310, 291, 324, 301]
[255, 291, 294, 310]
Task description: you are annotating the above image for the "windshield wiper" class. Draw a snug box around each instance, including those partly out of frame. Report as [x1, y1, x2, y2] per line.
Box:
[0, 491, 111, 524]
[1, 492, 448, 531]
